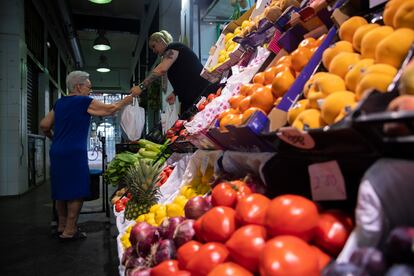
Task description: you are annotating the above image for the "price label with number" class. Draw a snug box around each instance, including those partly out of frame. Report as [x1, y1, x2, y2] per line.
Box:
[308, 160, 347, 201]
[277, 127, 315, 149]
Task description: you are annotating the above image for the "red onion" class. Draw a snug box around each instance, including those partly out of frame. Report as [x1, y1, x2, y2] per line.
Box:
[173, 219, 196, 248]
[125, 256, 146, 270]
[126, 267, 151, 276]
[184, 196, 212, 219]
[134, 225, 160, 257]
[154, 239, 177, 265]
[122, 246, 137, 266]
[159, 216, 185, 239]
[129, 222, 153, 247]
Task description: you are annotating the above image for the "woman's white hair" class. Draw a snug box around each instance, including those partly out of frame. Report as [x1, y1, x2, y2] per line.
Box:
[66, 71, 90, 92]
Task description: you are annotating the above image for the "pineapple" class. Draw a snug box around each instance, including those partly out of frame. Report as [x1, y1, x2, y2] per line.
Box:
[124, 159, 163, 220]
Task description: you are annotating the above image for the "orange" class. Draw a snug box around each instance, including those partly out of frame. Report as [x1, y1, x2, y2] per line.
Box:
[291, 47, 313, 72]
[240, 83, 262, 96]
[298, 37, 317, 49]
[375, 28, 414, 68]
[287, 99, 309, 125]
[218, 108, 239, 120]
[253, 72, 266, 85]
[345, 58, 375, 91]
[315, 34, 327, 47]
[228, 94, 245, 109]
[307, 73, 347, 109]
[393, 1, 414, 29]
[264, 64, 294, 85]
[322, 41, 354, 70]
[242, 107, 266, 122]
[352, 24, 379, 52]
[339, 16, 368, 43]
[238, 96, 252, 113]
[329, 52, 360, 79]
[383, 0, 408, 27]
[355, 73, 395, 100]
[276, 55, 292, 66]
[274, 96, 282, 107]
[220, 113, 243, 129]
[250, 86, 275, 113]
[321, 91, 356, 125]
[271, 70, 296, 98]
[303, 72, 331, 98]
[360, 26, 394, 59]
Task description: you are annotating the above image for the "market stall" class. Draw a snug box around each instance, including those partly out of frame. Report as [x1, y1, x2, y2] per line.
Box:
[107, 0, 414, 275]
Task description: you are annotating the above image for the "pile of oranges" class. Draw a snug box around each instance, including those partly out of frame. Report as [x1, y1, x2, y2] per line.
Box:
[218, 34, 326, 130]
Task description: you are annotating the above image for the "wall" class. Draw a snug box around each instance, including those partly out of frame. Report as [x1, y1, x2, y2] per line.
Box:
[0, 0, 28, 195]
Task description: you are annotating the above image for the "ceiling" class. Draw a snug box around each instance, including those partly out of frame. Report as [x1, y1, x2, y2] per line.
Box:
[65, 0, 152, 78]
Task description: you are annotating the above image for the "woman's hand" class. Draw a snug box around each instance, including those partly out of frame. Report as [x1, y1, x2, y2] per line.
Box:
[384, 95, 414, 135]
[167, 92, 176, 105]
[130, 86, 142, 97]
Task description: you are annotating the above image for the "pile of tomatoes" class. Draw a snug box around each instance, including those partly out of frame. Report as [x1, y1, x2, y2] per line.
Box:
[157, 165, 175, 187]
[197, 87, 222, 112]
[149, 180, 354, 275]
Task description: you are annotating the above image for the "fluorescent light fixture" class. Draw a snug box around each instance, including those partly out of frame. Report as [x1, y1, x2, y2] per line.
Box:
[97, 55, 111, 73]
[89, 0, 112, 4]
[93, 31, 111, 51]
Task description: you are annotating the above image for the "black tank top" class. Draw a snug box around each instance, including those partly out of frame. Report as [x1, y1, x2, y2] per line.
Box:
[165, 43, 209, 108]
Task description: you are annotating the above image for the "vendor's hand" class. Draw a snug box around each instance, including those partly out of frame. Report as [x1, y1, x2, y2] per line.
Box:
[166, 92, 176, 105]
[130, 86, 142, 97]
[384, 95, 414, 135]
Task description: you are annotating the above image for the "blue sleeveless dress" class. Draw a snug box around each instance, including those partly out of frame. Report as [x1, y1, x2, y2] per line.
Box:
[50, 95, 93, 200]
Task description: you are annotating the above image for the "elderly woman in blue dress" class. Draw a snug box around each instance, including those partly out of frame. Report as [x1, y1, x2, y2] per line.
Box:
[40, 71, 141, 240]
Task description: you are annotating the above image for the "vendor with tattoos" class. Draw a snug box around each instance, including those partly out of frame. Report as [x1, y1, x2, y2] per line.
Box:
[134, 30, 210, 118]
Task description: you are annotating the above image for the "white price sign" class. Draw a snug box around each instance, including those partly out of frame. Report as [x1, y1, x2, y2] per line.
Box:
[308, 161, 347, 201]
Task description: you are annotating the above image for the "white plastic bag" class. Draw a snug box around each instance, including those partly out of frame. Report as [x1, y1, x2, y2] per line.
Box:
[164, 103, 179, 132]
[120, 98, 145, 141]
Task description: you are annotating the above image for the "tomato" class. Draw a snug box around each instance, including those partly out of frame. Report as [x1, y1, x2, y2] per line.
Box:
[313, 210, 353, 256]
[201, 206, 236, 242]
[207, 262, 253, 276]
[311, 245, 332, 271]
[259, 235, 320, 276]
[211, 181, 252, 208]
[177, 240, 202, 269]
[235, 193, 270, 226]
[115, 201, 125, 212]
[186, 242, 229, 276]
[265, 194, 319, 241]
[225, 225, 267, 272]
[193, 215, 205, 242]
[151, 260, 180, 276]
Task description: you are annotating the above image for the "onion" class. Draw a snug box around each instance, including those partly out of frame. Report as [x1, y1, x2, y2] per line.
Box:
[125, 256, 146, 270]
[126, 267, 151, 276]
[154, 239, 177, 265]
[173, 219, 196, 248]
[159, 216, 185, 239]
[133, 225, 160, 257]
[122, 246, 137, 266]
[184, 196, 212, 219]
[129, 222, 153, 247]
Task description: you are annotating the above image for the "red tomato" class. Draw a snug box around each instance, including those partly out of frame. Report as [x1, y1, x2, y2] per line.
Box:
[259, 235, 320, 276]
[151, 260, 180, 276]
[311, 245, 332, 271]
[186, 242, 229, 276]
[201, 206, 236, 243]
[193, 215, 205, 242]
[265, 194, 319, 241]
[225, 225, 267, 272]
[207, 262, 253, 276]
[211, 181, 252, 208]
[235, 193, 270, 226]
[313, 210, 353, 256]
[115, 202, 125, 212]
[177, 240, 202, 270]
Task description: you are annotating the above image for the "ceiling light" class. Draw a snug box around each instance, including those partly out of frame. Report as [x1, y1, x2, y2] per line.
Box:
[89, 0, 112, 4]
[93, 30, 111, 51]
[97, 55, 111, 73]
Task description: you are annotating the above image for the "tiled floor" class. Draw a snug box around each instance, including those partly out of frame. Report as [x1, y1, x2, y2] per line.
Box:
[0, 181, 120, 276]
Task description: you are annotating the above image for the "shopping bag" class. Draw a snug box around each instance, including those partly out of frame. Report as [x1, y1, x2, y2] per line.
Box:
[120, 98, 145, 141]
[164, 103, 179, 133]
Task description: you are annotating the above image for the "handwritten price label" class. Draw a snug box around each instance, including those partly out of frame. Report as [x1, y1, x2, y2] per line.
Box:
[308, 161, 347, 201]
[277, 127, 315, 149]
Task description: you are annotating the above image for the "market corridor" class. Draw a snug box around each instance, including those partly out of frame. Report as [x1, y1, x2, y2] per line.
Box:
[0, 182, 119, 276]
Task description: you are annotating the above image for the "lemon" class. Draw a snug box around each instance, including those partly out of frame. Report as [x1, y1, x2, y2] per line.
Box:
[166, 203, 184, 217]
[241, 20, 251, 29]
[150, 204, 162, 213]
[174, 195, 188, 207]
[234, 26, 242, 36]
[218, 54, 226, 63]
[154, 206, 167, 225]
[225, 32, 234, 43]
[136, 214, 146, 222]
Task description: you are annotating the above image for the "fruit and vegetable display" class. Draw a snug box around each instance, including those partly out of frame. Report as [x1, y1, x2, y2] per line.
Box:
[109, 0, 414, 275]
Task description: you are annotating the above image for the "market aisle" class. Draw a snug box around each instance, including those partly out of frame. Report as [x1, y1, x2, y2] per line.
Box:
[0, 181, 119, 276]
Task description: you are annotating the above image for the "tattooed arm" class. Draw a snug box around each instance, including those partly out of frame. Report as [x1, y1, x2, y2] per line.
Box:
[142, 49, 179, 88]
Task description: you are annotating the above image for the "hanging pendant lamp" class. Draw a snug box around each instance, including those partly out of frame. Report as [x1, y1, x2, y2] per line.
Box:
[93, 30, 111, 51]
[89, 0, 112, 4]
[97, 54, 111, 73]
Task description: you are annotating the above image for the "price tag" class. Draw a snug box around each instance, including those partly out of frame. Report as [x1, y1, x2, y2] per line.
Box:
[308, 161, 347, 201]
[277, 127, 315, 149]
